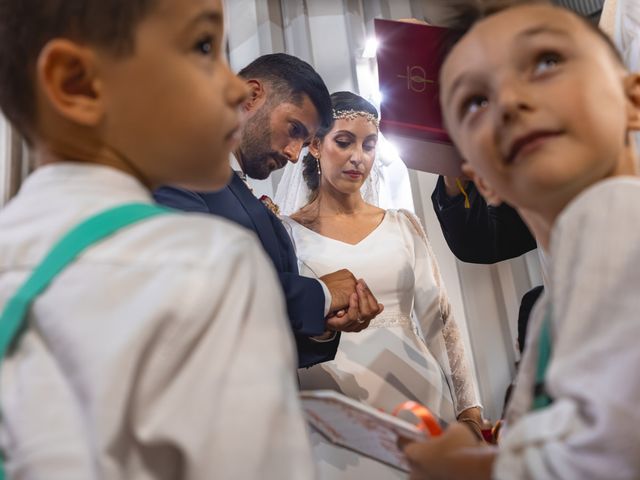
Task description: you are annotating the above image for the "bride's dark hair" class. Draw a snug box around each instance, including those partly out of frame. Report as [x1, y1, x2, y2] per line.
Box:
[302, 91, 379, 200]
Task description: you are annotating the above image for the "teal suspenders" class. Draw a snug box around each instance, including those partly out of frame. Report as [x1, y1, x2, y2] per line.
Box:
[532, 305, 554, 411]
[0, 203, 172, 479]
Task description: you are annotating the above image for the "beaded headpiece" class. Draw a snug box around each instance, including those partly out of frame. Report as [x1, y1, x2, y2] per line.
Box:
[332, 109, 380, 129]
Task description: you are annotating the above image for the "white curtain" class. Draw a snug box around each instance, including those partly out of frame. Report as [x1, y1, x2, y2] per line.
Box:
[612, 0, 640, 80]
[601, 0, 640, 150]
[0, 114, 29, 208]
[0, 115, 7, 205]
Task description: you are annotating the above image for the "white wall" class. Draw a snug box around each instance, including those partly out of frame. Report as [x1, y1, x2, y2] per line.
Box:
[0, 114, 8, 207]
[0, 115, 29, 208]
[226, 0, 542, 420]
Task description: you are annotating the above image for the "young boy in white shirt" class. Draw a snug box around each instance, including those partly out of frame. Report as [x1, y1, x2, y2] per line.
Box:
[0, 0, 314, 478]
[403, 1, 640, 479]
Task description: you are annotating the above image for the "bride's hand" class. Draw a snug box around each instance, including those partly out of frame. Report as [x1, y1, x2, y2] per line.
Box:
[326, 293, 366, 332]
[355, 279, 384, 323]
[456, 407, 485, 442]
[326, 280, 383, 332]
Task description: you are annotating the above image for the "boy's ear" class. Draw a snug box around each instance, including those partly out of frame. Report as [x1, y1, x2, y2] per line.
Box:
[308, 137, 321, 159]
[624, 73, 640, 131]
[243, 79, 267, 114]
[36, 39, 104, 127]
[461, 162, 503, 206]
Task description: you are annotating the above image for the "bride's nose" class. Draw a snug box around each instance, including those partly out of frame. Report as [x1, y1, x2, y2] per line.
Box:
[350, 147, 364, 166]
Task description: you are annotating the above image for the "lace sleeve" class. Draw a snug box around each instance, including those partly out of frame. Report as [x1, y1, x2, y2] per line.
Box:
[441, 306, 481, 414]
[398, 209, 481, 415]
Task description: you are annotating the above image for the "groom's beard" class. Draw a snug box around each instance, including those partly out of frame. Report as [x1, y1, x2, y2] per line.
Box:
[239, 108, 288, 180]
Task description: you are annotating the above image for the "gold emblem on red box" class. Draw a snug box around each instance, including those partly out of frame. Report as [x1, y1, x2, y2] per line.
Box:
[397, 66, 435, 93]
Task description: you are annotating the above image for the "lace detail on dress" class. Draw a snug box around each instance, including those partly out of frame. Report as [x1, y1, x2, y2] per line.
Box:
[369, 313, 412, 329]
[398, 209, 481, 415]
[442, 306, 480, 414]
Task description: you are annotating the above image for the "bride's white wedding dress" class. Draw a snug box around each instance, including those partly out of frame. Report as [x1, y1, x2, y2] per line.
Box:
[282, 210, 479, 479]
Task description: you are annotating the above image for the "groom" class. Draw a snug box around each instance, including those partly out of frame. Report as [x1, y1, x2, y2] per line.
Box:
[155, 54, 383, 368]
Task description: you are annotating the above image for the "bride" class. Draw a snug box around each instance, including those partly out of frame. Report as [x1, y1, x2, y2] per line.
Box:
[281, 91, 483, 479]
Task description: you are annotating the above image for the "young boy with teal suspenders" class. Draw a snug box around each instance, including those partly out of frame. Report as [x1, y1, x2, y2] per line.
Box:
[0, 0, 315, 478]
[402, 2, 640, 479]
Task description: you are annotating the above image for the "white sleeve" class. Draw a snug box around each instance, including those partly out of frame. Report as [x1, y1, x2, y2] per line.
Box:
[317, 279, 332, 318]
[398, 210, 480, 415]
[129, 235, 314, 480]
[494, 180, 640, 480]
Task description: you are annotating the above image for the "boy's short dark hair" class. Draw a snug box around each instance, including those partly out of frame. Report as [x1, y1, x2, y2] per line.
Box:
[442, 0, 623, 66]
[238, 53, 332, 131]
[0, 0, 158, 142]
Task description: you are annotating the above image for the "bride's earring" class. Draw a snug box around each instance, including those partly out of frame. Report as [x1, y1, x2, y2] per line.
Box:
[316, 156, 322, 176]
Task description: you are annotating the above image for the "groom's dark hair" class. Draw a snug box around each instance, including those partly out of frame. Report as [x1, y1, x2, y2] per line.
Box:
[238, 53, 332, 131]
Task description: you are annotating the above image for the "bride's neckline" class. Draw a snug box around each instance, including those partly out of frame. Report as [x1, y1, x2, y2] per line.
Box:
[290, 211, 388, 247]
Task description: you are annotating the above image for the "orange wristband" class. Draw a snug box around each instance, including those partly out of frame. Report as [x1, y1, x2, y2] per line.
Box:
[392, 401, 443, 436]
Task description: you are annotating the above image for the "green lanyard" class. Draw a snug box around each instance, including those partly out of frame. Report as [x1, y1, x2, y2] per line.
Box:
[532, 305, 553, 411]
[0, 203, 172, 479]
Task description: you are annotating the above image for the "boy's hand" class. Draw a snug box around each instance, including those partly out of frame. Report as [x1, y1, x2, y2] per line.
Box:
[402, 423, 494, 480]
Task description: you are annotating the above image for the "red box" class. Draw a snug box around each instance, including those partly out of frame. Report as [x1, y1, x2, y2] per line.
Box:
[375, 19, 462, 176]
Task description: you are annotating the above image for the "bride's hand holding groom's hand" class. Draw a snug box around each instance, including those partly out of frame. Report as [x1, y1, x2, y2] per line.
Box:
[322, 270, 383, 332]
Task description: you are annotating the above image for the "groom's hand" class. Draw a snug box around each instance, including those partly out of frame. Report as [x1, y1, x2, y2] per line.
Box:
[321, 269, 358, 312]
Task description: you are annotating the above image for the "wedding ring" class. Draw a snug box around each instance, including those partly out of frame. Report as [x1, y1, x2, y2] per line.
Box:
[357, 316, 365, 324]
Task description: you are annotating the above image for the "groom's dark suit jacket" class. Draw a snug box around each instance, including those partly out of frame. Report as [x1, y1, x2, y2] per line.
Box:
[154, 172, 339, 368]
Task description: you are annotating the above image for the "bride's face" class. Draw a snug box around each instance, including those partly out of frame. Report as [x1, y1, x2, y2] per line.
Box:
[316, 116, 378, 195]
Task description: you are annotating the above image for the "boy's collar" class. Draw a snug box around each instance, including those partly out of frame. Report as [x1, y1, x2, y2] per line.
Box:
[19, 162, 152, 200]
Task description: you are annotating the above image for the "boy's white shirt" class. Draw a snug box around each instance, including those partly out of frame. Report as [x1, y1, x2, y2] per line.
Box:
[494, 176, 640, 479]
[0, 163, 314, 480]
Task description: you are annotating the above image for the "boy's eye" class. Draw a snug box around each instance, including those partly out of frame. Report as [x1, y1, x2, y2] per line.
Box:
[194, 35, 215, 56]
[533, 52, 562, 75]
[460, 95, 488, 119]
